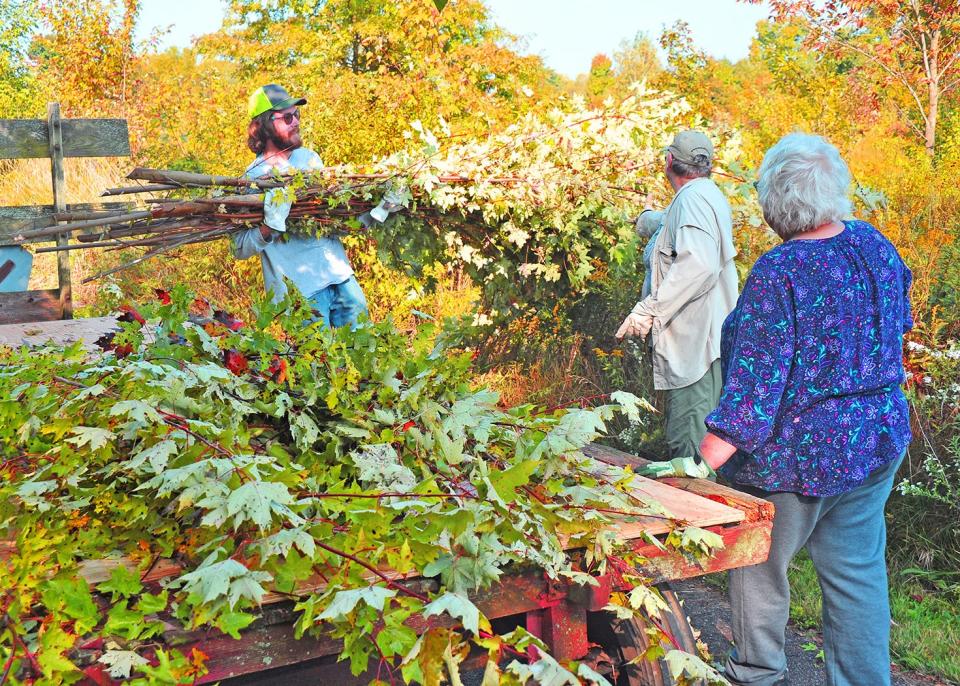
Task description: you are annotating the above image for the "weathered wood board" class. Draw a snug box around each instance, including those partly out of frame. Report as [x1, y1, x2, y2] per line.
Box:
[0, 314, 119, 345]
[0, 118, 130, 159]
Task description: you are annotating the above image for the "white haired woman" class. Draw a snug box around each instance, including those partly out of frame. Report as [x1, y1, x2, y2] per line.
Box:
[698, 133, 913, 686]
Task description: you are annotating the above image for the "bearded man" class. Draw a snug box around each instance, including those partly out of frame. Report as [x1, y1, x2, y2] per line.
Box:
[231, 84, 368, 327]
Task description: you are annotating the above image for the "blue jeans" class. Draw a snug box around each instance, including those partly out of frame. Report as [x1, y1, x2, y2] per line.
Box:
[725, 454, 904, 686]
[307, 276, 368, 328]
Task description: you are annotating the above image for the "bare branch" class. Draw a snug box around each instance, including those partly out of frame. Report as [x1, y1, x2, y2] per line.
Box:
[823, 34, 929, 125]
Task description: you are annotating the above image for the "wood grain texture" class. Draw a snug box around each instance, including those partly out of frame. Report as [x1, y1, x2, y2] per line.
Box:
[47, 104, 72, 318]
[0, 118, 130, 159]
[582, 443, 775, 523]
[0, 314, 118, 346]
[0, 288, 61, 323]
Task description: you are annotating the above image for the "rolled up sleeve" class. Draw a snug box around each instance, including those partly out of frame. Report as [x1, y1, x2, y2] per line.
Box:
[705, 267, 795, 454]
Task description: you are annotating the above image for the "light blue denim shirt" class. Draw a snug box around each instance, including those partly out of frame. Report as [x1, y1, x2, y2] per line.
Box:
[231, 147, 353, 301]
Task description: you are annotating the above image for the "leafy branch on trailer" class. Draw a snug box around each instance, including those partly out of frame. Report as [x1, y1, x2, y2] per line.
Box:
[0, 288, 726, 685]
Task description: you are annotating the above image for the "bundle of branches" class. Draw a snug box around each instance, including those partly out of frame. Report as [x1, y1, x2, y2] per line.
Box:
[14, 166, 457, 283]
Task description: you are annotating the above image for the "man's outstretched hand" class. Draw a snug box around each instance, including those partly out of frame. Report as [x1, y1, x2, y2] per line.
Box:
[637, 456, 715, 480]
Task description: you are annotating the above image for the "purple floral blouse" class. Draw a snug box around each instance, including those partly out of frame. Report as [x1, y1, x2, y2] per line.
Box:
[705, 220, 913, 496]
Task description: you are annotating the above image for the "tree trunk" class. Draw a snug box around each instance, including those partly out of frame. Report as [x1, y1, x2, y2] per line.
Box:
[926, 29, 940, 157]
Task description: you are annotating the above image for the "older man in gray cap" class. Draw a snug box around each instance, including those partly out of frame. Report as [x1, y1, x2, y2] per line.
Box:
[616, 130, 738, 476]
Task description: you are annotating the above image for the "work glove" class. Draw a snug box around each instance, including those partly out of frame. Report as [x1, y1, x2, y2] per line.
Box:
[615, 304, 652, 340]
[358, 187, 406, 228]
[263, 187, 294, 233]
[637, 456, 715, 480]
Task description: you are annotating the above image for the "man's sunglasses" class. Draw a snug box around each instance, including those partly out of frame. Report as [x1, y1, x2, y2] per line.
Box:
[270, 109, 300, 125]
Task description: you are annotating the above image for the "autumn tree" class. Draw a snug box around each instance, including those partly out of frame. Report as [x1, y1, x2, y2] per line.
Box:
[614, 32, 660, 86]
[749, 0, 960, 157]
[31, 0, 140, 116]
[0, 0, 37, 116]
[197, 0, 555, 162]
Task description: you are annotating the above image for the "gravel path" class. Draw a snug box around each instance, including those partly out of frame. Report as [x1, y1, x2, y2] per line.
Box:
[672, 577, 952, 686]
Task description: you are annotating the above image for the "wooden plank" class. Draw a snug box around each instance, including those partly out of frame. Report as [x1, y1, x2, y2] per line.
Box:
[0, 202, 135, 240]
[0, 288, 61, 323]
[48, 103, 71, 319]
[0, 315, 118, 348]
[583, 443, 775, 523]
[608, 474, 745, 537]
[632, 520, 773, 583]
[0, 118, 130, 159]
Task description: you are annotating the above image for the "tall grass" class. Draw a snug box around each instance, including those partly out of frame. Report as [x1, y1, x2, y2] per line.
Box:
[0, 157, 130, 304]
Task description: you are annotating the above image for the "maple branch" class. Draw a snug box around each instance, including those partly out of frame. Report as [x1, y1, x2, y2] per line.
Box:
[2, 615, 39, 677]
[817, 31, 928, 126]
[313, 540, 431, 603]
[0, 644, 16, 686]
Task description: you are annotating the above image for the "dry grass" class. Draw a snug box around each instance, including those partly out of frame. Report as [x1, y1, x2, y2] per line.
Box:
[0, 157, 131, 304]
[477, 334, 604, 409]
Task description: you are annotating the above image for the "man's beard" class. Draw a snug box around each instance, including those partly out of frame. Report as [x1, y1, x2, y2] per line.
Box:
[269, 126, 302, 150]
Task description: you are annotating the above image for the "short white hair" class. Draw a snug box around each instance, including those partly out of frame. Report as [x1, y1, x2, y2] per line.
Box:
[756, 133, 852, 240]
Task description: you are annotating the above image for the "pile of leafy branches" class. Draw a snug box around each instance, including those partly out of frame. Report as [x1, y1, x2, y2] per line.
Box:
[0, 288, 726, 685]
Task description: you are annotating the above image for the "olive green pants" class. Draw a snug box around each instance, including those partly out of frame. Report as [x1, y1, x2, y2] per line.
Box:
[663, 359, 722, 459]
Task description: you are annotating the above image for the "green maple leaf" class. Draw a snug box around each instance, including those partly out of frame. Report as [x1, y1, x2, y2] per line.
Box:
[273, 548, 315, 593]
[291, 411, 320, 449]
[109, 399, 163, 425]
[488, 458, 540, 503]
[97, 564, 143, 599]
[98, 650, 149, 679]
[217, 610, 256, 639]
[255, 527, 317, 561]
[135, 590, 168, 614]
[423, 592, 489, 635]
[66, 426, 115, 450]
[175, 555, 272, 607]
[224, 480, 295, 530]
[37, 623, 80, 679]
[104, 603, 148, 640]
[376, 623, 418, 659]
[41, 577, 100, 634]
[318, 586, 397, 621]
[127, 439, 179, 473]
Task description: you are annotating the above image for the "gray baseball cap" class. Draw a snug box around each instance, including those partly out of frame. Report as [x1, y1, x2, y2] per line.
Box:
[667, 130, 714, 164]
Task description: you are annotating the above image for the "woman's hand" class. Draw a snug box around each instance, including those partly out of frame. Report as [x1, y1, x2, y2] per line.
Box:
[699, 432, 738, 470]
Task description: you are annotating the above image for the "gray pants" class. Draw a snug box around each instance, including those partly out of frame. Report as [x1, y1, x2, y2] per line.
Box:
[663, 360, 722, 459]
[725, 455, 904, 686]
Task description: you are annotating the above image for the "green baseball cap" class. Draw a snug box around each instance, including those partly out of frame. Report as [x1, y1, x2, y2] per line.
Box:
[247, 84, 307, 120]
[667, 130, 714, 164]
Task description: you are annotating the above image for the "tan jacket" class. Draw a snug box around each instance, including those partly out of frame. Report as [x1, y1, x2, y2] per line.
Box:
[632, 177, 738, 390]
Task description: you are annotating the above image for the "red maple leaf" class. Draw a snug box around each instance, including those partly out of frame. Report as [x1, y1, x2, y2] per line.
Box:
[117, 304, 146, 326]
[267, 355, 288, 383]
[213, 309, 245, 331]
[400, 420, 417, 432]
[154, 288, 172, 305]
[82, 665, 116, 686]
[223, 350, 248, 375]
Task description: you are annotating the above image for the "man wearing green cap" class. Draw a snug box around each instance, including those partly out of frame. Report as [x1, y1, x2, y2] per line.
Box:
[232, 84, 368, 327]
[615, 130, 738, 476]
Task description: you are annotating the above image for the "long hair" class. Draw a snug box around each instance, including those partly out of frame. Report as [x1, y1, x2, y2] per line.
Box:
[247, 111, 277, 155]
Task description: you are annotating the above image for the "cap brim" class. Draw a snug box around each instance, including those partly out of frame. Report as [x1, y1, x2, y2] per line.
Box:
[270, 96, 307, 111]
